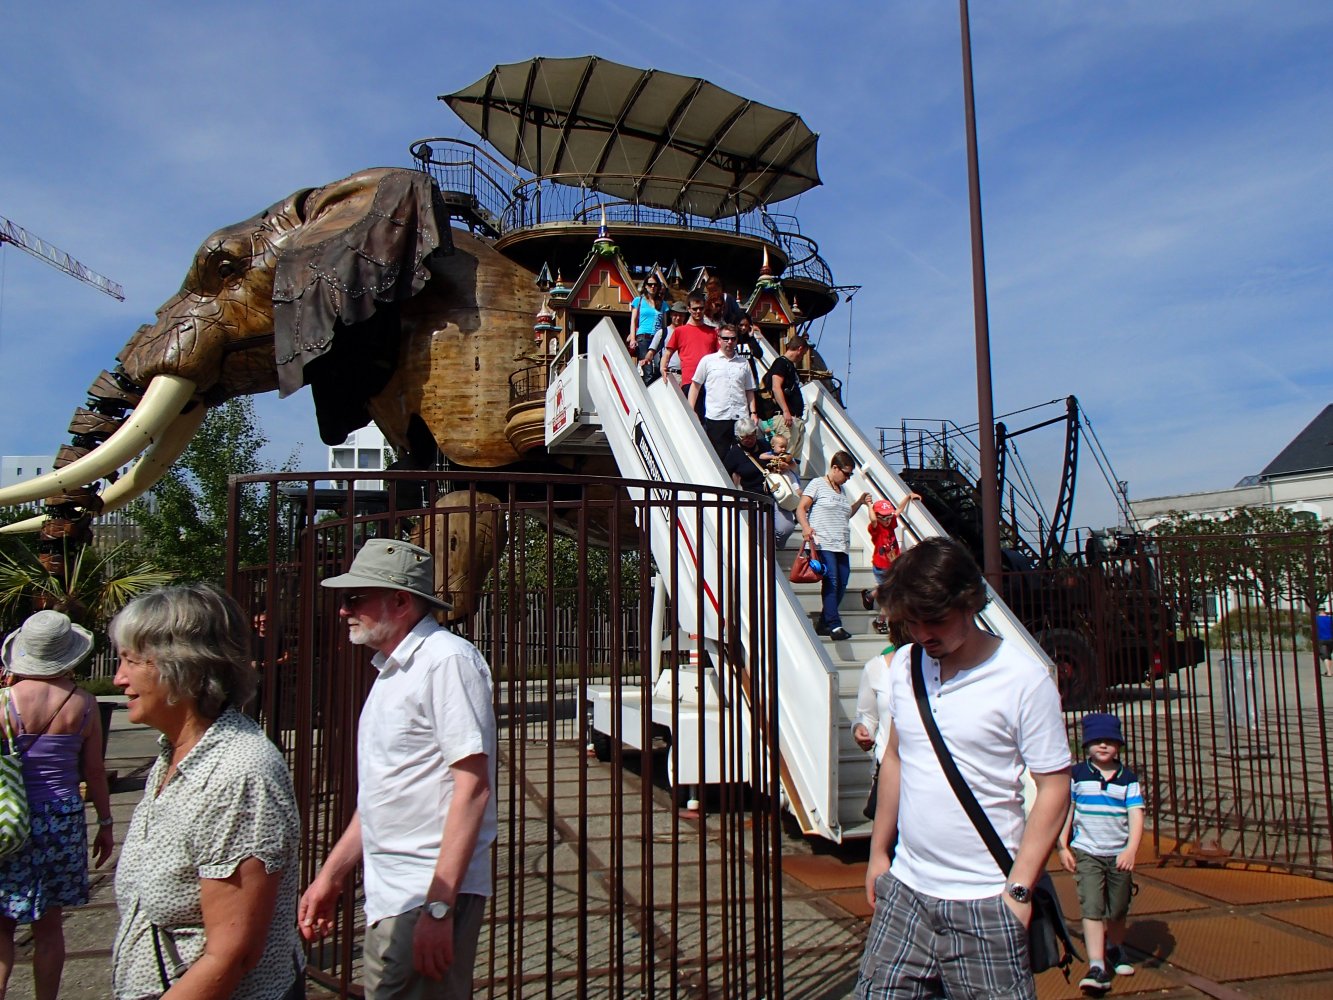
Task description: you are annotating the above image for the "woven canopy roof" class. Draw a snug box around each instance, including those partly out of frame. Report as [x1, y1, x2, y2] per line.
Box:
[442, 56, 821, 219]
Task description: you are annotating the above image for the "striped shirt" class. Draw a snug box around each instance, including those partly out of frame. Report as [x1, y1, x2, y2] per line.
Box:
[1069, 759, 1144, 855]
[805, 475, 852, 552]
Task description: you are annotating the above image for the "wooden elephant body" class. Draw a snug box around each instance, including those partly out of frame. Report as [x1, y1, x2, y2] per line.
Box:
[0, 167, 598, 604]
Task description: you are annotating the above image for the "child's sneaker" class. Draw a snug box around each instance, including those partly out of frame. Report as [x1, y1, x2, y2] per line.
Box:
[861, 588, 875, 611]
[1079, 964, 1112, 995]
[1107, 946, 1134, 976]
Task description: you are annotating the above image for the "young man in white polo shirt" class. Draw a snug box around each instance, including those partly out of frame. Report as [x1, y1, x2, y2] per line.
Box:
[687, 322, 757, 460]
[856, 537, 1071, 999]
[299, 539, 497, 1000]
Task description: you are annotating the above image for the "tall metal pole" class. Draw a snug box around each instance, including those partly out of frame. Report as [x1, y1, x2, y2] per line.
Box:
[959, 0, 1002, 585]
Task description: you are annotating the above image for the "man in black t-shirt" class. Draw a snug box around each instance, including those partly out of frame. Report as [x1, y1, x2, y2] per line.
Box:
[758, 337, 809, 456]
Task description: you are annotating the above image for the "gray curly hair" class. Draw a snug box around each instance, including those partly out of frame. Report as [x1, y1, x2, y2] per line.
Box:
[733, 416, 759, 439]
[109, 584, 256, 719]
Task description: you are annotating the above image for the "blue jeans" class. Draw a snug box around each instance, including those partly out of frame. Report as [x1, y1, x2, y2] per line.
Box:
[820, 549, 851, 629]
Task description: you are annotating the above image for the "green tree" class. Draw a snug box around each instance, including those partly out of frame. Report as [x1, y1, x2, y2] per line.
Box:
[514, 515, 642, 605]
[1152, 506, 1332, 614]
[128, 398, 295, 586]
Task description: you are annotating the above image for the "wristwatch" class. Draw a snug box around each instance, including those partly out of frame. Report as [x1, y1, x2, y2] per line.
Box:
[425, 900, 452, 920]
[1006, 883, 1031, 904]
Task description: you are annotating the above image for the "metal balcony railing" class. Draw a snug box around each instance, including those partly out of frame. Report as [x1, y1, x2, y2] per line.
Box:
[410, 138, 836, 288]
[507, 363, 548, 407]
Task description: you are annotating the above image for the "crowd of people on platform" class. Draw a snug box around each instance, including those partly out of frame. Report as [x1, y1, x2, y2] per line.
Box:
[622, 271, 940, 645]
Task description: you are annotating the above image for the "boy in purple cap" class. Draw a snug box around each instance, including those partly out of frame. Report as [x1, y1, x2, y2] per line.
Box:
[1058, 713, 1144, 995]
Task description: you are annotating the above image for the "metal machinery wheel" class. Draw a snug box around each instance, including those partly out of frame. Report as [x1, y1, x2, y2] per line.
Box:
[1036, 627, 1101, 710]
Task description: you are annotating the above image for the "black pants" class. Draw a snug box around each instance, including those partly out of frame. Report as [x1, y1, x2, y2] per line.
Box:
[703, 417, 737, 460]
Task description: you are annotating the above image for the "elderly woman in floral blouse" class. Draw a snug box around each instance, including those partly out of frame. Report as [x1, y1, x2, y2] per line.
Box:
[110, 584, 302, 1000]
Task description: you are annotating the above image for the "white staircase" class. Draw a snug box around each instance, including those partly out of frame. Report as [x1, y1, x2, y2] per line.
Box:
[548, 318, 1052, 841]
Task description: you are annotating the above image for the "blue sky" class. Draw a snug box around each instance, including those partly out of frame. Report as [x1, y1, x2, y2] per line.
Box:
[1, 2, 1329, 532]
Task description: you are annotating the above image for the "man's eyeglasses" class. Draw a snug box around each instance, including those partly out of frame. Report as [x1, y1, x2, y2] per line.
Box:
[339, 591, 376, 610]
[719, 335, 737, 342]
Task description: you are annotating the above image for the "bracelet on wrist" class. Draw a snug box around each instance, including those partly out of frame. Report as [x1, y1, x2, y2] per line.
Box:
[97, 817, 114, 827]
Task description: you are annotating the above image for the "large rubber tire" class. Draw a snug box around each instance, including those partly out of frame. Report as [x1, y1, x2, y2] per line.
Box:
[1037, 628, 1101, 710]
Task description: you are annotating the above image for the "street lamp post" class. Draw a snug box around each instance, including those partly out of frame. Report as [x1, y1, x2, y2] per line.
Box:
[959, 0, 1002, 585]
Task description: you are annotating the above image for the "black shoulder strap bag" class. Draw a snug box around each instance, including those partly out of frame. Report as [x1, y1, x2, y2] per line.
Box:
[908, 644, 1079, 979]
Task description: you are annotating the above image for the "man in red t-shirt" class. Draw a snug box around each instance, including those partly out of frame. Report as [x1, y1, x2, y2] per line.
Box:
[663, 292, 719, 397]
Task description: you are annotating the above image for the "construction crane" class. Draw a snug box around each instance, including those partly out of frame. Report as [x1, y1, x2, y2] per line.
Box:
[0, 215, 124, 300]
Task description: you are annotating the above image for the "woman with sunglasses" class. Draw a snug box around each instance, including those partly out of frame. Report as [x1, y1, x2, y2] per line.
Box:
[795, 451, 872, 641]
[628, 275, 667, 361]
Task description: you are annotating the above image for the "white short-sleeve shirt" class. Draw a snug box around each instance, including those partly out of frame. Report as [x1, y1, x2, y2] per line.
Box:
[855, 653, 895, 763]
[693, 351, 756, 421]
[359, 616, 498, 923]
[886, 640, 1070, 899]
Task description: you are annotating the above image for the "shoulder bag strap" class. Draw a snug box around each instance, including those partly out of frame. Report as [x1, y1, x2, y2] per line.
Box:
[152, 924, 173, 991]
[0, 690, 16, 751]
[743, 451, 769, 475]
[909, 643, 1014, 878]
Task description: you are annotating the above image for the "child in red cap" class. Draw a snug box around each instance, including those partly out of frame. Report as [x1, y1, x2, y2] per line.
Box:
[861, 494, 919, 633]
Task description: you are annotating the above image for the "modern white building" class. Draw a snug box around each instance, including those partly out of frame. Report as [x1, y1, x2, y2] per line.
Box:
[0, 454, 55, 489]
[327, 425, 390, 491]
[1131, 405, 1333, 527]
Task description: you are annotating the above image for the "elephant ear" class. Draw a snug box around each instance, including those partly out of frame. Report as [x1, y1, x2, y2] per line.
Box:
[271, 168, 452, 398]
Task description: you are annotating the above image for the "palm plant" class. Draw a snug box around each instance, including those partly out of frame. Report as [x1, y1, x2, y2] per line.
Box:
[0, 540, 174, 643]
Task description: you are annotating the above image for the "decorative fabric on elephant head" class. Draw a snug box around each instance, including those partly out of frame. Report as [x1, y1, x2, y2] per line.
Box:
[271, 168, 452, 399]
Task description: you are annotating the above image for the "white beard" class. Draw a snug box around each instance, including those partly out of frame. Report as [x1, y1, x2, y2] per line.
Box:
[347, 618, 391, 648]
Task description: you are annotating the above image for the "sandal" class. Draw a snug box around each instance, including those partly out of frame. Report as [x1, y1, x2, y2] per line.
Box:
[873, 619, 889, 635]
[861, 589, 875, 611]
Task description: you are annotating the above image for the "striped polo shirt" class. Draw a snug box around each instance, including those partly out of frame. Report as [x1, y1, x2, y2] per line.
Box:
[1069, 759, 1144, 855]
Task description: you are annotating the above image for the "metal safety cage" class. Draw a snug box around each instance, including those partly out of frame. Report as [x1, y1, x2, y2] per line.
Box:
[227, 469, 784, 999]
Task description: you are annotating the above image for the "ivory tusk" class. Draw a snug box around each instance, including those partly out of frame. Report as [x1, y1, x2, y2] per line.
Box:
[0, 375, 198, 508]
[0, 403, 208, 535]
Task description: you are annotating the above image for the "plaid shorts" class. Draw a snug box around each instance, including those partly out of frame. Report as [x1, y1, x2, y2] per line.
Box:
[854, 872, 1035, 999]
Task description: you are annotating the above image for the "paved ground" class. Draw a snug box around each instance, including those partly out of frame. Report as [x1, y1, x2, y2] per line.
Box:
[10, 702, 1333, 999]
[780, 835, 1333, 999]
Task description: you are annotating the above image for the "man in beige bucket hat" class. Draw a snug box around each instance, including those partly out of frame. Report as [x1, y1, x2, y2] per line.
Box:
[298, 539, 496, 999]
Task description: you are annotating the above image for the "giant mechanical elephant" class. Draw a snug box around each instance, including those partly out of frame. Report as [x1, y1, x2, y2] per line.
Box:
[0, 167, 580, 614]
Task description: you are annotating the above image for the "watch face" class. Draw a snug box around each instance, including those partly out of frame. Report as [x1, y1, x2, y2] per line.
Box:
[426, 901, 451, 919]
[1007, 884, 1030, 903]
